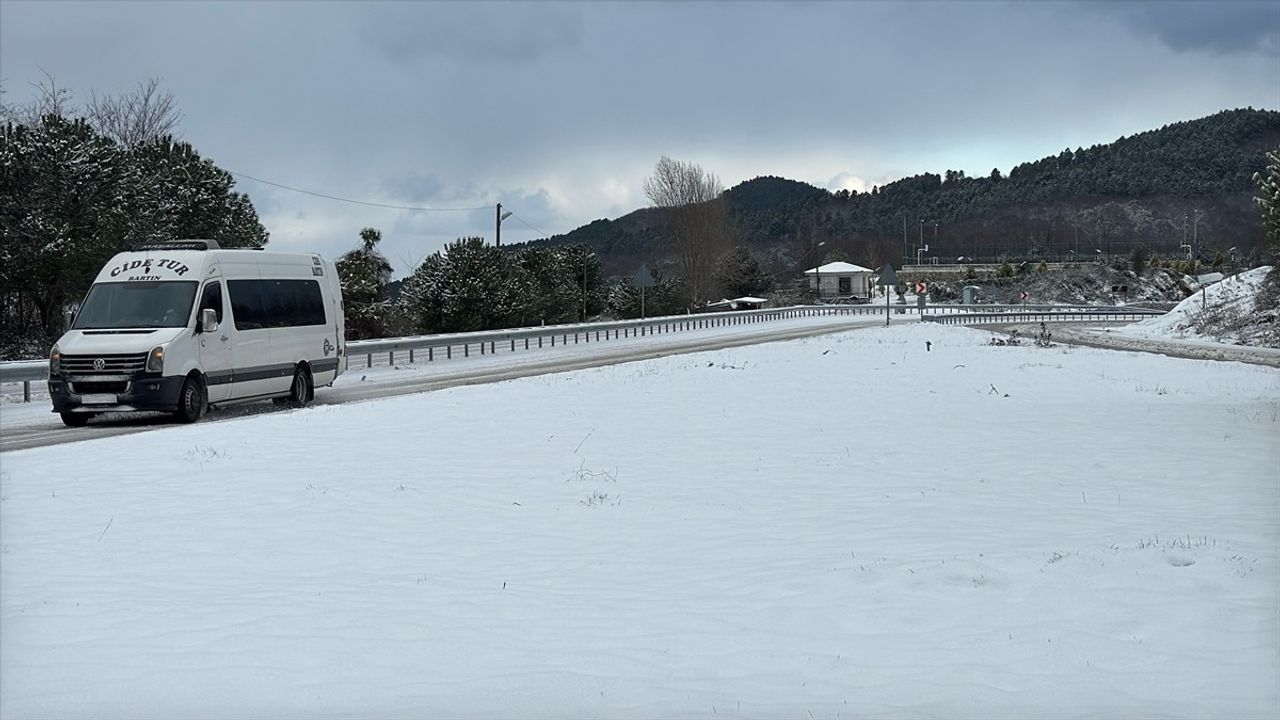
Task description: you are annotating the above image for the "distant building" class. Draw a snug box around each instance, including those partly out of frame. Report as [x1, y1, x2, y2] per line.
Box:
[804, 262, 875, 300]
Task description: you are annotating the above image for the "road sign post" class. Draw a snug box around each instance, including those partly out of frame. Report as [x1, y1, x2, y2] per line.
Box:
[876, 264, 899, 327]
[634, 264, 656, 319]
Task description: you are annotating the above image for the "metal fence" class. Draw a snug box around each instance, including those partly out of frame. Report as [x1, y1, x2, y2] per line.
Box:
[0, 303, 1164, 403]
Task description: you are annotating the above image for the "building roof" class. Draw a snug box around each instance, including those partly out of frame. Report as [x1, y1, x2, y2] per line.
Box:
[804, 261, 875, 275]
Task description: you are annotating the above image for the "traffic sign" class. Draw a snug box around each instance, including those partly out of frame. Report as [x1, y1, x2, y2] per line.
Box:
[915, 281, 927, 295]
[876, 264, 899, 287]
[1019, 291, 1028, 301]
[633, 264, 656, 288]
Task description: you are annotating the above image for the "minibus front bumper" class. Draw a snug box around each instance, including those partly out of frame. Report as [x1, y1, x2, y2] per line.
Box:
[49, 373, 186, 413]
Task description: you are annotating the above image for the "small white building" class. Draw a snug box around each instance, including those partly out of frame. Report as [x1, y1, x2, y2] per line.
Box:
[804, 262, 875, 299]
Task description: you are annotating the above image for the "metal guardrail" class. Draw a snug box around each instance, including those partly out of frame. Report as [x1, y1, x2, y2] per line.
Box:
[923, 310, 1162, 325]
[0, 303, 1164, 403]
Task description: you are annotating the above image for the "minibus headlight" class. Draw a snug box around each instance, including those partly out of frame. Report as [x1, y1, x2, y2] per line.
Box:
[146, 345, 165, 373]
[49, 346, 61, 376]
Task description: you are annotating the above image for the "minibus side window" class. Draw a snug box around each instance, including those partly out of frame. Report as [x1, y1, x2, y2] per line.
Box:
[227, 280, 266, 331]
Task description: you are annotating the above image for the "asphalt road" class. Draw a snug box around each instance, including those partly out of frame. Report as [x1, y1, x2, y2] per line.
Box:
[1, 318, 879, 453]
[985, 322, 1280, 367]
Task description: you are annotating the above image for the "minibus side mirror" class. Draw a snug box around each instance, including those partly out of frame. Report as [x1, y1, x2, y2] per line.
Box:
[63, 310, 75, 332]
[200, 309, 218, 334]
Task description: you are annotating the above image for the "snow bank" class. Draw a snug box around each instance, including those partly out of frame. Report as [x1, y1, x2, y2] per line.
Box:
[1117, 266, 1274, 345]
[2, 323, 1277, 718]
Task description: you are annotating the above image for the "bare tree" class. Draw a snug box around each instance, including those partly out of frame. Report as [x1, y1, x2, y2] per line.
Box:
[0, 79, 16, 123]
[643, 156, 733, 306]
[8, 69, 78, 123]
[86, 77, 182, 147]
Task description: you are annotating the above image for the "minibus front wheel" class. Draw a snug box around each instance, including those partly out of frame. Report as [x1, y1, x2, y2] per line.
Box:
[174, 374, 207, 423]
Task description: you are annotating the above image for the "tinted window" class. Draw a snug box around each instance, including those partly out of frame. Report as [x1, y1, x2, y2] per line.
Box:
[227, 279, 326, 331]
[198, 282, 223, 324]
[73, 281, 198, 329]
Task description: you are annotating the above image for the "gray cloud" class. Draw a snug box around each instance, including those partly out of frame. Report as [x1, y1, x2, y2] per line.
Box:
[364, 3, 585, 65]
[1082, 0, 1279, 55]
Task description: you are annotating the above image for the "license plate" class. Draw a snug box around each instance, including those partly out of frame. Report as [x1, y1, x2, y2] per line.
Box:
[81, 393, 118, 405]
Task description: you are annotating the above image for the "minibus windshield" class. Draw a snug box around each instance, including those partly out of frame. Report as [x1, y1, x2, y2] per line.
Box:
[73, 281, 199, 329]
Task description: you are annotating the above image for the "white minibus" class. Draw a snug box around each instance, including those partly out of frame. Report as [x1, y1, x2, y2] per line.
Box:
[49, 239, 346, 426]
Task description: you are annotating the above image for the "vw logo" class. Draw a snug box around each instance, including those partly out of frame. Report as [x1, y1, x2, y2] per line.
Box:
[93, 358, 106, 371]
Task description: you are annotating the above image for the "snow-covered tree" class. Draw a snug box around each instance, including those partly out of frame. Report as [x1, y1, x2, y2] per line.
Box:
[336, 227, 394, 339]
[607, 271, 683, 319]
[0, 114, 267, 357]
[1254, 148, 1280, 258]
[399, 237, 526, 333]
[714, 246, 773, 299]
[1253, 148, 1280, 313]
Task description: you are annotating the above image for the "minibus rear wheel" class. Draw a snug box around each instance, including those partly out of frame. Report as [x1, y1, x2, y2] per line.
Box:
[286, 366, 312, 408]
[174, 375, 207, 423]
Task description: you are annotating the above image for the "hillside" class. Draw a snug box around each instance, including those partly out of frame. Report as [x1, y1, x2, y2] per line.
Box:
[513, 108, 1280, 279]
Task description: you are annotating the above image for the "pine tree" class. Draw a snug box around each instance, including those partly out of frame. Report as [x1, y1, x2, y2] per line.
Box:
[1253, 148, 1280, 259]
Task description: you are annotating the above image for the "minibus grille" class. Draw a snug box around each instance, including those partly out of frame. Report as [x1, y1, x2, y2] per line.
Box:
[71, 379, 130, 395]
[61, 353, 149, 374]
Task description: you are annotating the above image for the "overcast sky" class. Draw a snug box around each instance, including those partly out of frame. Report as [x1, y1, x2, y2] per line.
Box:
[3, 0, 1277, 277]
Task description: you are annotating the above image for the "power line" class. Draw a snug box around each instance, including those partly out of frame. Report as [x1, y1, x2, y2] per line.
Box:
[508, 211, 553, 239]
[228, 170, 490, 213]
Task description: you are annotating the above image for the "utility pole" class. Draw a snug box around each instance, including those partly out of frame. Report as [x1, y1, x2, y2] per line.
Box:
[495, 203, 512, 246]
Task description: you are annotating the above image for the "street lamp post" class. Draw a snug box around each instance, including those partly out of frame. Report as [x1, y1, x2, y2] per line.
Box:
[1192, 210, 1201, 260]
[813, 240, 826, 302]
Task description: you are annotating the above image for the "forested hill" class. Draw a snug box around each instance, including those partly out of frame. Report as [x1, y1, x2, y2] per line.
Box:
[513, 108, 1280, 277]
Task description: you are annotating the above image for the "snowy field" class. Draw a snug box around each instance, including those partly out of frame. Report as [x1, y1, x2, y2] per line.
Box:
[2, 323, 1277, 718]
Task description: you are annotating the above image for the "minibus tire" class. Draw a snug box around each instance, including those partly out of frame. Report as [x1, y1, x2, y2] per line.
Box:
[60, 412, 92, 427]
[287, 366, 312, 408]
[174, 376, 206, 423]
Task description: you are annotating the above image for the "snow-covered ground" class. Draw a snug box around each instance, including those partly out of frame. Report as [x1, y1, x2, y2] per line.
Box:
[2, 323, 1276, 718]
